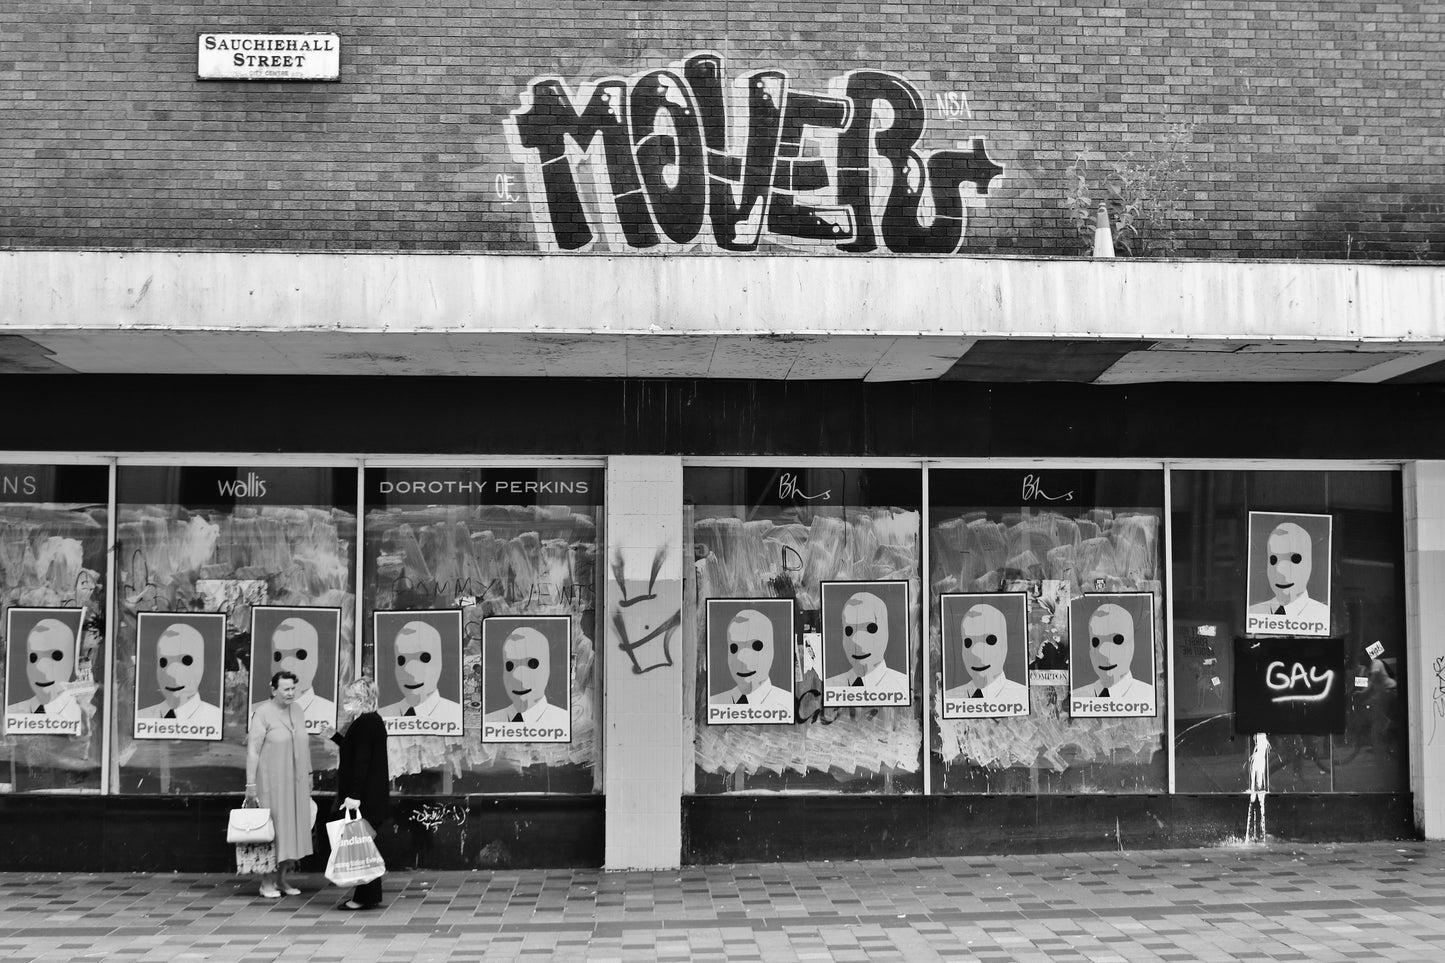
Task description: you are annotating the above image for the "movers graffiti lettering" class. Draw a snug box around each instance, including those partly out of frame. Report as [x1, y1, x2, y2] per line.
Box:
[509, 52, 1004, 253]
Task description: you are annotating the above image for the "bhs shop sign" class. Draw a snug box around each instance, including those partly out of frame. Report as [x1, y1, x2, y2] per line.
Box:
[508, 52, 1005, 253]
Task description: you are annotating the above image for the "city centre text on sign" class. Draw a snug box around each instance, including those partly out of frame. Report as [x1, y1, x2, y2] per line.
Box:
[197, 34, 340, 81]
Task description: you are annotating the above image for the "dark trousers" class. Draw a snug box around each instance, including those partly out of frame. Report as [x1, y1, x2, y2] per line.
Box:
[352, 874, 382, 906]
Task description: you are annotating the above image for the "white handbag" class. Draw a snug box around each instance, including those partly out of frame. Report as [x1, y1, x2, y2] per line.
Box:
[226, 805, 276, 844]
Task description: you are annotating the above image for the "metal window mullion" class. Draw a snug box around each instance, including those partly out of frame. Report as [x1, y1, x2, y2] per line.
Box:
[921, 462, 931, 797]
[1164, 463, 1176, 795]
[100, 459, 118, 795]
[354, 462, 366, 682]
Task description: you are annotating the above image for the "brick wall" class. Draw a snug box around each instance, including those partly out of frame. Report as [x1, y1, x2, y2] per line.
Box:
[1, 1, 1441, 259]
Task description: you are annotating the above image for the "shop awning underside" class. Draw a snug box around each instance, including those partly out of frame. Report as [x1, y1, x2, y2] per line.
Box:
[2, 252, 1443, 384]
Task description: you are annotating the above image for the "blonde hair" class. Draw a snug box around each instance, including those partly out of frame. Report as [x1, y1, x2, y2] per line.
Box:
[345, 676, 378, 713]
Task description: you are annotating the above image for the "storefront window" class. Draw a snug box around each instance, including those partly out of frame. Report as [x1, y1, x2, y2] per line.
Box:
[686, 466, 923, 794]
[362, 467, 602, 794]
[929, 468, 1167, 793]
[0, 464, 110, 792]
[1171, 469, 1406, 793]
[114, 466, 357, 794]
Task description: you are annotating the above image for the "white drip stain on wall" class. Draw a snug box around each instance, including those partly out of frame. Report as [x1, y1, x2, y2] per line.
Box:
[1246, 733, 1270, 843]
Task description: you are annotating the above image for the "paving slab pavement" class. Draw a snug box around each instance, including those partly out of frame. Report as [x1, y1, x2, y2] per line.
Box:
[1, 841, 1443, 961]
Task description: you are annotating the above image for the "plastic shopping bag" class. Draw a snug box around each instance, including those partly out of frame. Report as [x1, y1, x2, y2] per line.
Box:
[325, 811, 384, 887]
[326, 809, 376, 848]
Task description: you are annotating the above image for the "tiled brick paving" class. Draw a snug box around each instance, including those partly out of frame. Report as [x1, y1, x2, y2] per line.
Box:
[2, 842, 1444, 961]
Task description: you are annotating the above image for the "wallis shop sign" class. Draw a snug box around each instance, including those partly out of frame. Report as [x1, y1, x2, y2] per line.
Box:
[508, 51, 1006, 254]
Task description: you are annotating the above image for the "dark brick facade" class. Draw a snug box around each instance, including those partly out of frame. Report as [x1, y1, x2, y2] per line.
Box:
[2, 1, 1441, 259]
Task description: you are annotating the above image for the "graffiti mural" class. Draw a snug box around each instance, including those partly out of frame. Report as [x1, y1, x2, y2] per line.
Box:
[508, 52, 1004, 253]
[611, 545, 682, 674]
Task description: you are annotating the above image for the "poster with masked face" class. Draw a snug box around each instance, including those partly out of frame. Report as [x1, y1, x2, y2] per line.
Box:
[249, 606, 340, 735]
[133, 612, 227, 740]
[1068, 593, 1157, 718]
[375, 609, 463, 737]
[705, 598, 796, 725]
[480, 616, 572, 743]
[1244, 511, 1332, 638]
[821, 580, 911, 708]
[940, 593, 1029, 719]
[4, 607, 88, 737]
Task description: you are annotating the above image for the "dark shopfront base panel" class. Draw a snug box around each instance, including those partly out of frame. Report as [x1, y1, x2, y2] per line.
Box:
[0, 794, 603, 873]
[682, 793, 1417, 864]
[0, 791, 1415, 871]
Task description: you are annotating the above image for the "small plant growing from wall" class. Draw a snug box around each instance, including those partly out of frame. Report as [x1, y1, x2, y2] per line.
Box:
[1064, 123, 1198, 256]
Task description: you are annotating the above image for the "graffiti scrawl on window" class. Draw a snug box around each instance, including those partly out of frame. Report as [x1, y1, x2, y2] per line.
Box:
[508, 52, 1005, 253]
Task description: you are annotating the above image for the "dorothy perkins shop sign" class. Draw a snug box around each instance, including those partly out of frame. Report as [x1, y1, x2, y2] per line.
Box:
[197, 34, 339, 80]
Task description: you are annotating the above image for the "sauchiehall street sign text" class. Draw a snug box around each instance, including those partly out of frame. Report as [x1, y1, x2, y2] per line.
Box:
[197, 34, 340, 81]
[509, 52, 1005, 253]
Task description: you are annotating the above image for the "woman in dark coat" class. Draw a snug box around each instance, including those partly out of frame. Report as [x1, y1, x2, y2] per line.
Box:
[324, 676, 390, 910]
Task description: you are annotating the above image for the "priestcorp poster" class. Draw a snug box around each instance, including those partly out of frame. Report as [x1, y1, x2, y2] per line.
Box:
[706, 598, 796, 725]
[4, 607, 88, 737]
[480, 615, 572, 743]
[249, 606, 340, 734]
[940, 593, 1029, 719]
[821, 580, 911, 708]
[133, 612, 227, 741]
[1068, 593, 1157, 719]
[1245, 511, 1332, 638]
[375, 609, 464, 738]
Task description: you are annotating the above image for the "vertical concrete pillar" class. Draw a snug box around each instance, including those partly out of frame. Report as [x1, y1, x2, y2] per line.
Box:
[603, 456, 684, 869]
[1404, 461, 1445, 839]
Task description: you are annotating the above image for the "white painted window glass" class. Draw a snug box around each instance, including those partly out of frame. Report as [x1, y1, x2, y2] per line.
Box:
[361, 467, 602, 794]
[929, 468, 1168, 794]
[0, 464, 110, 792]
[686, 466, 924, 794]
[1170, 469, 1407, 793]
[113, 465, 356, 793]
